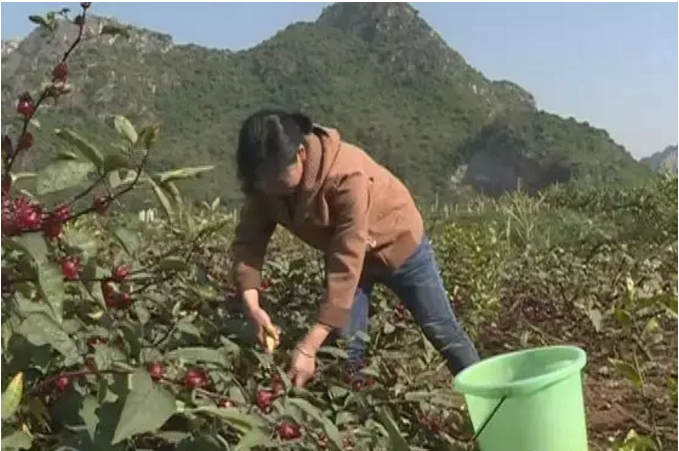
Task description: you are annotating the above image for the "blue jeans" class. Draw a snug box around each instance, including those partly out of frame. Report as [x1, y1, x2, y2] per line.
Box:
[340, 236, 480, 376]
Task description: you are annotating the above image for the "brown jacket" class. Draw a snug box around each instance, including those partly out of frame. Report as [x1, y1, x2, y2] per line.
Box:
[230, 126, 424, 329]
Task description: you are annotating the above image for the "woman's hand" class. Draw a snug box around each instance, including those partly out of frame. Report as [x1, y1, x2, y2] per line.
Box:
[248, 306, 280, 353]
[288, 345, 316, 388]
[287, 323, 332, 387]
[242, 289, 279, 353]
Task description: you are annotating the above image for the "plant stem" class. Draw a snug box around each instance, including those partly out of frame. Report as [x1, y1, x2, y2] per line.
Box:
[4, 5, 89, 178]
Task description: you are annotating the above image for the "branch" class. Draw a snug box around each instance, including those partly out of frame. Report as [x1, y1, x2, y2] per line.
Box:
[4, 5, 89, 178]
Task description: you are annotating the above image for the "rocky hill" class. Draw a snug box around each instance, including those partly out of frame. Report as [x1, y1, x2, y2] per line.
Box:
[1, 3, 653, 204]
[641, 145, 678, 174]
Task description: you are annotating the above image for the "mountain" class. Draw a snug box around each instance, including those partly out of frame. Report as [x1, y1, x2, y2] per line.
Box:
[2, 39, 20, 58]
[1, 3, 653, 205]
[641, 145, 678, 173]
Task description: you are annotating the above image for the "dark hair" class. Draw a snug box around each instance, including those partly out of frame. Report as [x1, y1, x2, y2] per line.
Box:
[236, 109, 314, 194]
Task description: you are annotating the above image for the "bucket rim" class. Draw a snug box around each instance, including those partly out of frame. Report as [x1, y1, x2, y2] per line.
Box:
[453, 345, 587, 399]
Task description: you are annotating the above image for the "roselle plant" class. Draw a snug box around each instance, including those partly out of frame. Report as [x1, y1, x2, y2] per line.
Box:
[1, 5, 461, 451]
[2, 4, 677, 451]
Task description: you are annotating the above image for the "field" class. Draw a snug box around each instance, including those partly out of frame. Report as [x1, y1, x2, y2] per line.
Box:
[1, 5, 677, 451]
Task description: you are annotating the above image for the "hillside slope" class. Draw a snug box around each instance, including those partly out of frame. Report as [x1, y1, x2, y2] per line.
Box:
[1, 3, 652, 204]
[641, 145, 678, 173]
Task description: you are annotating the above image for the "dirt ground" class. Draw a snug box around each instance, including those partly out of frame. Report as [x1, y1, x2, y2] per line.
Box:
[475, 297, 678, 451]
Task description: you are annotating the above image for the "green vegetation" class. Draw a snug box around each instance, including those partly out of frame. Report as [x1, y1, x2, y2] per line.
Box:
[2, 3, 654, 205]
[1, 4, 675, 451]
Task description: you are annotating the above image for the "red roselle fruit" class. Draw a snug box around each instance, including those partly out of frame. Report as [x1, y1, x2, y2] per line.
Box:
[42, 217, 63, 240]
[113, 265, 129, 282]
[14, 197, 41, 229]
[55, 375, 71, 392]
[146, 361, 166, 382]
[117, 292, 133, 309]
[271, 375, 285, 394]
[52, 63, 69, 81]
[53, 204, 71, 222]
[60, 258, 80, 280]
[17, 132, 33, 151]
[184, 368, 208, 390]
[42, 205, 70, 239]
[17, 93, 33, 118]
[256, 389, 276, 411]
[276, 421, 302, 440]
[101, 280, 116, 307]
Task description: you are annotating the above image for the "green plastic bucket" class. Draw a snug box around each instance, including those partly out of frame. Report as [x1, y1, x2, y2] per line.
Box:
[454, 345, 588, 451]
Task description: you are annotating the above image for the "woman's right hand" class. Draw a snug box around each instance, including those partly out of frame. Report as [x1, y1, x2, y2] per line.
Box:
[243, 289, 280, 353]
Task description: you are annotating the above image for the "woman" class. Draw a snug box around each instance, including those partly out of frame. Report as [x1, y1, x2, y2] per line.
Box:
[230, 109, 479, 388]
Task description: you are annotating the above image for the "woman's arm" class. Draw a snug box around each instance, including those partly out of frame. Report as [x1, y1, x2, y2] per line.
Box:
[229, 197, 277, 298]
[300, 172, 370, 352]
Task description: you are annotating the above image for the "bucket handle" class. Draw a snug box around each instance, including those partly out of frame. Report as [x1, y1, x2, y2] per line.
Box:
[467, 396, 507, 449]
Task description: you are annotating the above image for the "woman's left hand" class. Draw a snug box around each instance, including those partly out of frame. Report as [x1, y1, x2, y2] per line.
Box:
[288, 344, 316, 388]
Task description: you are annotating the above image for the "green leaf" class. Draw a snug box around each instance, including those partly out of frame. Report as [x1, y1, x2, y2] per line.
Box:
[94, 345, 127, 371]
[18, 313, 80, 364]
[29, 15, 47, 26]
[613, 308, 634, 329]
[176, 435, 222, 451]
[157, 166, 215, 183]
[318, 346, 348, 360]
[101, 24, 131, 38]
[14, 233, 48, 263]
[63, 228, 98, 259]
[113, 227, 140, 256]
[587, 308, 603, 333]
[617, 429, 657, 451]
[55, 149, 80, 160]
[55, 128, 104, 168]
[610, 359, 643, 389]
[1, 431, 33, 450]
[192, 406, 266, 433]
[287, 398, 342, 450]
[13, 172, 36, 181]
[641, 318, 663, 345]
[80, 396, 100, 440]
[103, 154, 133, 172]
[139, 124, 161, 149]
[119, 323, 142, 359]
[1, 372, 24, 420]
[146, 176, 174, 219]
[176, 321, 201, 338]
[112, 369, 176, 444]
[377, 407, 412, 451]
[165, 347, 228, 366]
[195, 217, 231, 240]
[233, 428, 274, 451]
[36, 160, 95, 195]
[37, 262, 65, 322]
[113, 116, 137, 145]
[158, 256, 191, 272]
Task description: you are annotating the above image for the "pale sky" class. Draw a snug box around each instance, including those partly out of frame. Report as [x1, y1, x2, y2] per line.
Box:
[2, 2, 677, 158]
